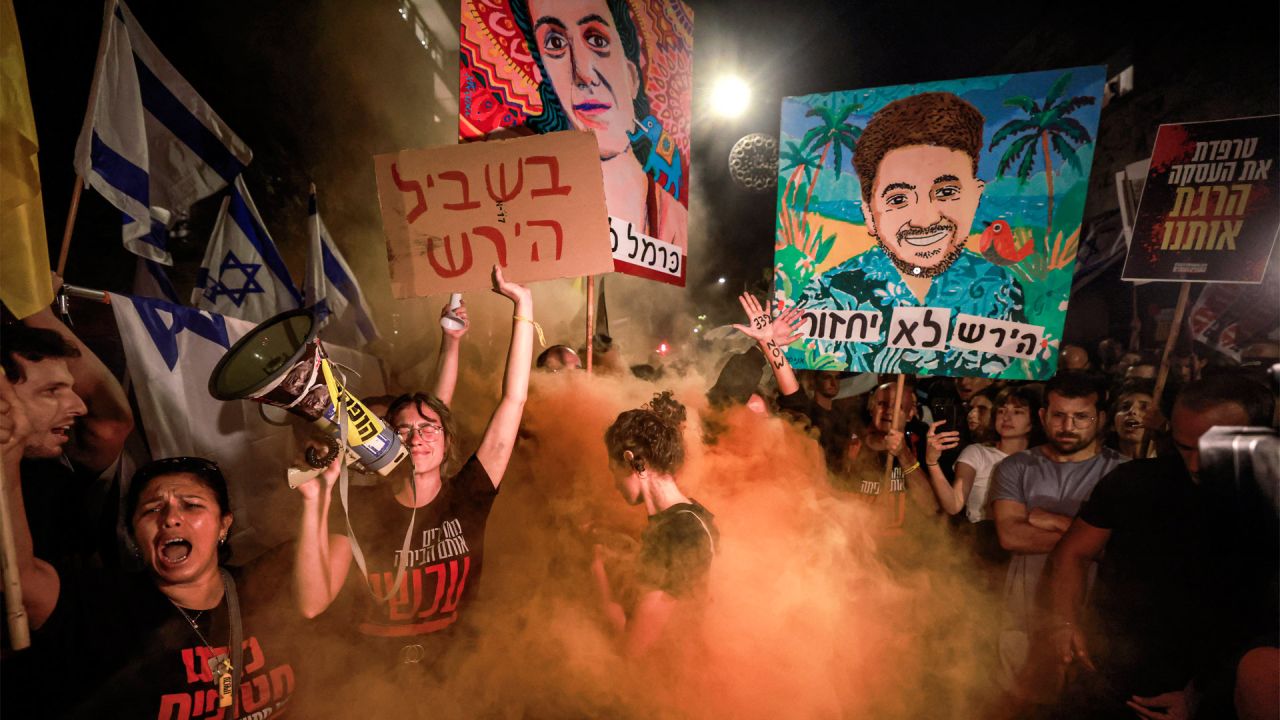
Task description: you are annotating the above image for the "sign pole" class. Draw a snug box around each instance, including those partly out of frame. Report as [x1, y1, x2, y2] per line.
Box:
[1139, 282, 1191, 457]
[0, 462, 31, 650]
[55, 176, 83, 277]
[585, 275, 595, 374]
[881, 374, 908, 528]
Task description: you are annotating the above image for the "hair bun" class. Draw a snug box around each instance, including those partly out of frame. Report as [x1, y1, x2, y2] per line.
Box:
[646, 391, 686, 429]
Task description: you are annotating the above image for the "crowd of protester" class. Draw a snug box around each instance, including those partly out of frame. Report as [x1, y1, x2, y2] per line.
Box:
[0, 283, 1276, 719]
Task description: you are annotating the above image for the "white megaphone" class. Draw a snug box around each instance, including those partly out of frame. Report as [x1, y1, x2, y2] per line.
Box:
[208, 308, 408, 485]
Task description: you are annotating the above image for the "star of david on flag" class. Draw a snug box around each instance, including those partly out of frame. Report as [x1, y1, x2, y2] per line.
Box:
[193, 176, 301, 322]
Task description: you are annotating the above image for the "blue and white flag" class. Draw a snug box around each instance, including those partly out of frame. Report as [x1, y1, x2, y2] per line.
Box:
[193, 176, 302, 323]
[74, 0, 252, 265]
[109, 293, 389, 559]
[132, 256, 180, 303]
[305, 186, 380, 347]
[108, 294, 289, 553]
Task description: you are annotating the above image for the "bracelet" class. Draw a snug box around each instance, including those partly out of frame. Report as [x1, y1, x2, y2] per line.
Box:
[925, 462, 939, 467]
[513, 315, 546, 347]
[902, 461, 921, 475]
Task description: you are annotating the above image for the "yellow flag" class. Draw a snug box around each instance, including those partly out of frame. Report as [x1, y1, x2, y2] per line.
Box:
[0, 0, 53, 319]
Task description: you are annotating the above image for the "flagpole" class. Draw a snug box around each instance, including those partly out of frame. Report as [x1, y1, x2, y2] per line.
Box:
[881, 373, 906, 490]
[585, 276, 596, 374]
[55, 177, 84, 276]
[0, 462, 31, 650]
[1139, 282, 1192, 457]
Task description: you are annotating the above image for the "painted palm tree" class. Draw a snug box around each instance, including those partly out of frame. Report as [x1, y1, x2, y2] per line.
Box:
[779, 140, 820, 189]
[989, 71, 1096, 241]
[799, 102, 862, 221]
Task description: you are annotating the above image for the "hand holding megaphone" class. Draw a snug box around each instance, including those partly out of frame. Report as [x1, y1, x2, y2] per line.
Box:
[440, 293, 467, 335]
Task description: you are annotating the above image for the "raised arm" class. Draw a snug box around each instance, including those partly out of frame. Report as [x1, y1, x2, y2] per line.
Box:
[732, 292, 802, 396]
[24, 278, 133, 473]
[1042, 517, 1110, 669]
[292, 457, 352, 619]
[0, 377, 61, 629]
[476, 266, 533, 486]
[923, 421, 966, 515]
[430, 301, 468, 405]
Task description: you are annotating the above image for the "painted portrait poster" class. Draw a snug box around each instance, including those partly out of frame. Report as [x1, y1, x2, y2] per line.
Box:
[1121, 116, 1279, 284]
[460, 0, 694, 286]
[774, 67, 1106, 380]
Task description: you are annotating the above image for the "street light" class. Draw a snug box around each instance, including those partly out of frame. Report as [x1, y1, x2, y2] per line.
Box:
[710, 74, 750, 119]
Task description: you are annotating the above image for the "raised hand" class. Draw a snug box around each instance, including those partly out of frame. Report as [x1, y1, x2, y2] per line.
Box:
[491, 264, 532, 305]
[0, 376, 31, 456]
[924, 420, 961, 465]
[440, 300, 470, 340]
[733, 293, 804, 347]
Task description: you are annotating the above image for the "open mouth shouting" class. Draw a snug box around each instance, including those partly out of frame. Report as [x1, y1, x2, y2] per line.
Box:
[158, 536, 194, 565]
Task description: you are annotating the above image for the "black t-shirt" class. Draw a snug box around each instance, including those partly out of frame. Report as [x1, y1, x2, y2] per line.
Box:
[637, 501, 718, 599]
[331, 455, 498, 648]
[777, 389, 849, 470]
[1077, 454, 1247, 696]
[19, 456, 118, 569]
[22, 569, 297, 719]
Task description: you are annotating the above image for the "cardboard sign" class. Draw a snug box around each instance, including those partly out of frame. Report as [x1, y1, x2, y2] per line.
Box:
[459, 0, 694, 286]
[774, 66, 1106, 380]
[373, 131, 614, 297]
[1121, 116, 1279, 284]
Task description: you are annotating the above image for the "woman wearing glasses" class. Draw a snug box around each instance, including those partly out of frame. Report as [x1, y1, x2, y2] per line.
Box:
[292, 266, 533, 700]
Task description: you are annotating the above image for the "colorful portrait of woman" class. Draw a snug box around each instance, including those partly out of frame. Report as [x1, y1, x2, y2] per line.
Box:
[461, 0, 693, 283]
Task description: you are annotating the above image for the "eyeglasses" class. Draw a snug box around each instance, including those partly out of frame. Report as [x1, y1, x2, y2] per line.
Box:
[395, 422, 443, 441]
[1046, 411, 1097, 428]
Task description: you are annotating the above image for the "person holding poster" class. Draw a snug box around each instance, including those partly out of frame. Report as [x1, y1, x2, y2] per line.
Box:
[292, 266, 534, 703]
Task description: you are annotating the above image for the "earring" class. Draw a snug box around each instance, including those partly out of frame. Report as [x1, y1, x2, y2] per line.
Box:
[218, 535, 227, 545]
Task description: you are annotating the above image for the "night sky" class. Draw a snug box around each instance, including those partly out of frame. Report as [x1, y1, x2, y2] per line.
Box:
[12, 0, 1279, 357]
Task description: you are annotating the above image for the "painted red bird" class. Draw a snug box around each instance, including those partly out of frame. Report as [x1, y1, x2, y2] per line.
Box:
[978, 220, 1034, 265]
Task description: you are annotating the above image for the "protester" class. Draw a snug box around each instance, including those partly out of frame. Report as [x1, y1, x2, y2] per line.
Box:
[292, 266, 532, 692]
[2, 280, 133, 567]
[840, 379, 938, 535]
[1059, 343, 1092, 372]
[2, 378, 297, 717]
[1043, 374, 1275, 719]
[990, 372, 1126, 704]
[536, 344, 581, 371]
[1104, 379, 1154, 459]
[924, 385, 1043, 565]
[595, 390, 718, 657]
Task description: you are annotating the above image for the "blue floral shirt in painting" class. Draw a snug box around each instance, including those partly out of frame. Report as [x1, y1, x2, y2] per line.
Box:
[797, 245, 1026, 376]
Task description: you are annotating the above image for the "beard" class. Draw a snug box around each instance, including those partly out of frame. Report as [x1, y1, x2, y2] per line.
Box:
[876, 221, 966, 278]
[1049, 432, 1094, 454]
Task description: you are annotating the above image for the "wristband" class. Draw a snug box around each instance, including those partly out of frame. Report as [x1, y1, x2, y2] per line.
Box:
[513, 315, 546, 347]
[902, 461, 921, 476]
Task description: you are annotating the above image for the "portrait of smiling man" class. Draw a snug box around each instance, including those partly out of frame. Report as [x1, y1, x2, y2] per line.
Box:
[800, 91, 1028, 376]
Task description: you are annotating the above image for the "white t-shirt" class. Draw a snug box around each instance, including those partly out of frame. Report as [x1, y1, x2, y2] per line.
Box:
[955, 443, 1008, 523]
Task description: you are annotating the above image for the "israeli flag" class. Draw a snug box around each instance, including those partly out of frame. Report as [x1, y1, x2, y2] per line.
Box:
[305, 186, 380, 347]
[73, 0, 252, 265]
[192, 176, 302, 323]
[133, 256, 180, 303]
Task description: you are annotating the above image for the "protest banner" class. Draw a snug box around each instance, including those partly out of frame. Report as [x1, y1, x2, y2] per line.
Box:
[1122, 116, 1279, 284]
[774, 67, 1106, 380]
[459, 0, 694, 286]
[373, 130, 613, 297]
